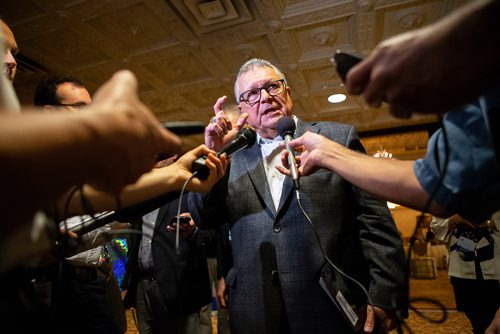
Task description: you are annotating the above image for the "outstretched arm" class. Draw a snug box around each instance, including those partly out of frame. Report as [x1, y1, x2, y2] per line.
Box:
[0, 70, 181, 228]
[58, 145, 229, 217]
[277, 131, 449, 216]
[346, 0, 500, 118]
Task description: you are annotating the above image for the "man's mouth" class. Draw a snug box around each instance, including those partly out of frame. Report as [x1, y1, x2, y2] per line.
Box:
[3, 67, 13, 81]
[263, 107, 278, 115]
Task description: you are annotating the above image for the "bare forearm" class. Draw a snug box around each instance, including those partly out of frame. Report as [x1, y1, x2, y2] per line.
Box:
[315, 144, 446, 214]
[0, 112, 108, 214]
[57, 145, 228, 216]
[59, 166, 183, 215]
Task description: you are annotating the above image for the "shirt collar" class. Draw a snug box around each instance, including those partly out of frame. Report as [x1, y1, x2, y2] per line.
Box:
[257, 115, 298, 145]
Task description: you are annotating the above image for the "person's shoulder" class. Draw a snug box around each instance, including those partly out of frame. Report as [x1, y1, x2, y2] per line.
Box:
[300, 119, 355, 134]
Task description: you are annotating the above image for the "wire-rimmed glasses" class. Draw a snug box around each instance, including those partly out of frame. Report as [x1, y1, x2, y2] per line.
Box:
[238, 79, 286, 106]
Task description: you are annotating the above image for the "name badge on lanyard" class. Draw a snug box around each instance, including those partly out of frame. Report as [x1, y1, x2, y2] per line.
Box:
[456, 235, 477, 254]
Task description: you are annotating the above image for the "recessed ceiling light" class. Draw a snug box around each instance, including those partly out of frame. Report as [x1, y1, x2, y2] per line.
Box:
[328, 93, 347, 103]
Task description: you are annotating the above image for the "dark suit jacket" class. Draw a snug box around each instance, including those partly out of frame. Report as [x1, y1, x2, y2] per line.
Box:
[123, 195, 212, 317]
[190, 119, 408, 333]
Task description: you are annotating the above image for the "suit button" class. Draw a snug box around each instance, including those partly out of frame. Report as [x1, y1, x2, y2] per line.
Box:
[273, 224, 281, 233]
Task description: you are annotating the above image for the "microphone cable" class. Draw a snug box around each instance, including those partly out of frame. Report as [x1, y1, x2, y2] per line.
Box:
[293, 114, 450, 333]
[58, 184, 86, 252]
[175, 170, 199, 254]
[402, 114, 450, 332]
[295, 189, 375, 327]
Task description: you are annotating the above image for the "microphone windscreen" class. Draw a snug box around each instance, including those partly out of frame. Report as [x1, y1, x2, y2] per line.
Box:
[276, 116, 296, 138]
[217, 127, 257, 156]
[193, 127, 257, 180]
[238, 127, 257, 147]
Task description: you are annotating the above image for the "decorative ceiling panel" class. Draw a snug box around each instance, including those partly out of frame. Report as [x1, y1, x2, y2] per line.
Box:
[377, 1, 442, 42]
[1, 0, 45, 24]
[20, 28, 111, 68]
[289, 17, 351, 62]
[3, 0, 471, 157]
[142, 52, 212, 86]
[168, 0, 253, 35]
[301, 64, 341, 92]
[84, 2, 178, 52]
[210, 34, 282, 74]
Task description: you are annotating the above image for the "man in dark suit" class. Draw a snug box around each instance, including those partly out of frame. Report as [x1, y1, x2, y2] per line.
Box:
[123, 192, 213, 333]
[33, 74, 127, 334]
[190, 58, 408, 333]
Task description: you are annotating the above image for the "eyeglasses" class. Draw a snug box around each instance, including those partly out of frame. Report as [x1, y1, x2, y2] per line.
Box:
[54, 101, 88, 109]
[238, 79, 286, 106]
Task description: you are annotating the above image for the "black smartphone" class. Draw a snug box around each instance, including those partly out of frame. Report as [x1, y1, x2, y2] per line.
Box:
[172, 215, 191, 225]
[333, 50, 363, 83]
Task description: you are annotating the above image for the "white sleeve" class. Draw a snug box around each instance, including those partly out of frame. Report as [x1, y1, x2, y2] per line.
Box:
[430, 216, 449, 241]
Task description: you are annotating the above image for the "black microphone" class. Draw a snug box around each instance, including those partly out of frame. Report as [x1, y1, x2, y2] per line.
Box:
[192, 127, 257, 179]
[69, 191, 182, 235]
[67, 211, 116, 236]
[276, 116, 299, 190]
[155, 122, 207, 162]
[163, 121, 205, 135]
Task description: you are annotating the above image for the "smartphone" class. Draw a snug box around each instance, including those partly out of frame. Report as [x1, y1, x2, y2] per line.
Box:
[332, 50, 363, 83]
[172, 215, 191, 225]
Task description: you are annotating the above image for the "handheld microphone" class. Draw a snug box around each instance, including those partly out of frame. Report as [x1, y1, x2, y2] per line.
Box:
[276, 116, 300, 190]
[155, 122, 206, 162]
[69, 191, 182, 235]
[163, 121, 205, 135]
[67, 211, 116, 236]
[192, 127, 257, 179]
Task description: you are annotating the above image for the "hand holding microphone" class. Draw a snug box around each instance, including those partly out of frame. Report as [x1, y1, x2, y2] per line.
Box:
[192, 127, 257, 179]
[276, 131, 333, 178]
[69, 144, 229, 234]
[276, 116, 300, 190]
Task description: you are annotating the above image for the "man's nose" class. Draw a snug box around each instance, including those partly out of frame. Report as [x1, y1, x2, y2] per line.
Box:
[5, 52, 16, 67]
[260, 88, 273, 102]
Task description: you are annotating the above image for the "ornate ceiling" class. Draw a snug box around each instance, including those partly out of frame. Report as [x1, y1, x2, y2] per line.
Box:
[2, 0, 470, 158]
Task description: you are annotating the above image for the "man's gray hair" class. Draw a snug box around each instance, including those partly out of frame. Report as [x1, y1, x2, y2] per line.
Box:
[234, 58, 287, 103]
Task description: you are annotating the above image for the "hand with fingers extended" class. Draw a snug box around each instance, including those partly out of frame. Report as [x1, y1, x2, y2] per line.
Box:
[204, 95, 248, 151]
[86, 70, 182, 193]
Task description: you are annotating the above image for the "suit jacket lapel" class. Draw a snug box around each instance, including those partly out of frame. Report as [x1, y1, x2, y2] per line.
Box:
[154, 204, 170, 234]
[295, 119, 319, 137]
[239, 141, 277, 216]
[239, 120, 321, 218]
